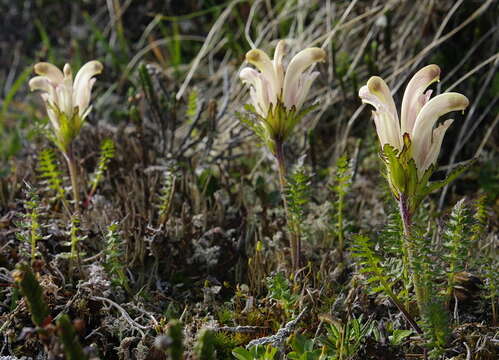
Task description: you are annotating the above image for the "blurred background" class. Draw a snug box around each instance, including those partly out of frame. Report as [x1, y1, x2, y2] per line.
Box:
[0, 1, 498, 357]
[1, 0, 497, 206]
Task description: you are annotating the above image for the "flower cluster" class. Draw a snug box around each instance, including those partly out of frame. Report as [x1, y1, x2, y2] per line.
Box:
[29, 60, 103, 153]
[359, 65, 470, 210]
[239, 41, 326, 153]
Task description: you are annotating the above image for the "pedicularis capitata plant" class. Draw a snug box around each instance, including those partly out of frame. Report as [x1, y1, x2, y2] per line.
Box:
[29, 60, 103, 214]
[359, 64, 472, 315]
[239, 40, 326, 270]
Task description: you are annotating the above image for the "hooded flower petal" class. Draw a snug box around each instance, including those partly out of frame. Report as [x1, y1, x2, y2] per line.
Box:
[295, 71, 319, 111]
[76, 78, 96, 118]
[57, 63, 74, 116]
[239, 67, 260, 88]
[29, 76, 52, 93]
[282, 47, 326, 109]
[417, 119, 454, 176]
[273, 40, 286, 90]
[400, 64, 440, 135]
[245, 49, 279, 104]
[41, 93, 61, 132]
[254, 75, 270, 117]
[411, 92, 468, 167]
[73, 60, 103, 113]
[34, 62, 64, 84]
[359, 77, 402, 150]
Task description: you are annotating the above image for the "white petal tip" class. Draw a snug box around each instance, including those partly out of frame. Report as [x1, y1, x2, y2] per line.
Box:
[28, 77, 43, 92]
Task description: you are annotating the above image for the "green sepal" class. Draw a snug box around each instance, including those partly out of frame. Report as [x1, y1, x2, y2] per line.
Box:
[243, 103, 258, 114]
[46, 103, 85, 154]
[380, 144, 405, 198]
[380, 133, 474, 213]
[400, 134, 419, 199]
[238, 101, 317, 156]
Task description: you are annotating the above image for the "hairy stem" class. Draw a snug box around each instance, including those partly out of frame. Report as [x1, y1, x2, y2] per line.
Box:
[65, 147, 80, 215]
[399, 194, 426, 315]
[275, 141, 300, 271]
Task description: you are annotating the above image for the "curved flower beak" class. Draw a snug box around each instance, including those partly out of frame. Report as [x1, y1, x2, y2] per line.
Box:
[419, 119, 454, 175]
[273, 40, 286, 87]
[400, 64, 440, 135]
[73, 60, 103, 116]
[411, 92, 469, 175]
[245, 48, 279, 105]
[33, 62, 64, 83]
[282, 47, 326, 109]
[359, 76, 402, 150]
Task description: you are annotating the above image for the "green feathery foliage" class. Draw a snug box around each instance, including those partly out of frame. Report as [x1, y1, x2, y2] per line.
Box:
[482, 253, 498, 324]
[104, 222, 129, 291]
[443, 198, 471, 302]
[158, 167, 177, 225]
[420, 298, 450, 359]
[193, 328, 217, 360]
[12, 263, 49, 327]
[352, 234, 398, 297]
[61, 216, 87, 277]
[89, 138, 115, 196]
[352, 234, 423, 334]
[37, 148, 66, 202]
[285, 162, 311, 242]
[236, 103, 316, 155]
[377, 210, 411, 305]
[57, 315, 88, 360]
[329, 154, 352, 255]
[470, 196, 498, 323]
[236, 105, 268, 147]
[471, 195, 488, 246]
[410, 222, 450, 355]
[16, 186, 43, 264]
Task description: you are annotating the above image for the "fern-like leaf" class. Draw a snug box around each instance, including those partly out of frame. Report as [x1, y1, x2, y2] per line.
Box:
[38, 148, 66, 202]
[89, 138, 115, 196]
[104, 222, 129, 291]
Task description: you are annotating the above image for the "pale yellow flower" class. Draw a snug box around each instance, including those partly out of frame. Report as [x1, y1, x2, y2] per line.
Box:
[359, 65, 469, 178]
[29, 60, 103, 151]
[240, 41, 326, 118]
